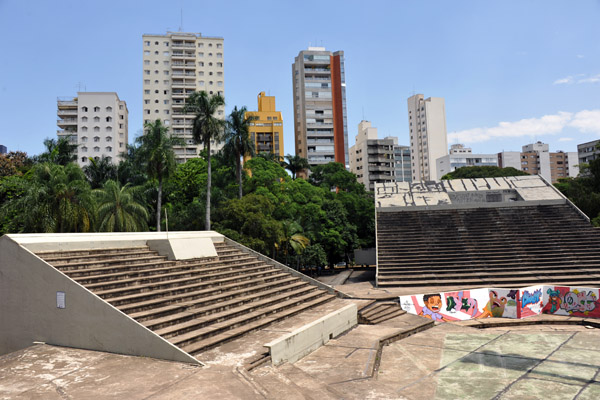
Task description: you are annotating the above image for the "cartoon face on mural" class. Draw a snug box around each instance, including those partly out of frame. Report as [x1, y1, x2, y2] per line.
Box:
[419, 294, 448, 322]
[477, 291, 507, 318]
[544, 288, 562, 314]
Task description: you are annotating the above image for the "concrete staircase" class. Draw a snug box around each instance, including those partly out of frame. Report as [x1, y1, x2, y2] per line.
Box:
[377, 204, 600, 288]
[358, 301, 406, 324]
[36, 241, 336, 357]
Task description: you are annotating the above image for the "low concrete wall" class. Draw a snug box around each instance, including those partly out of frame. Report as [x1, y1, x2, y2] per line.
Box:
[0, 236, 199, 364]
[265, 303, 357, 365]
[147, 237, 217, 260]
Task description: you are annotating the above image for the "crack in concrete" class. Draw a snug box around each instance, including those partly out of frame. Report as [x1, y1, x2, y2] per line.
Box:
[574, 364, 600, 399]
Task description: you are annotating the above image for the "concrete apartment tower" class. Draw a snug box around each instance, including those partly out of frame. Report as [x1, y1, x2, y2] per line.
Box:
[244, 92, 283, 162]
[57, 92, 128, 167]
[407, 94, 448, 181]
[142, 32, 225, 163]
[292, 47, 348, 169]
[349, 121, 396, 191]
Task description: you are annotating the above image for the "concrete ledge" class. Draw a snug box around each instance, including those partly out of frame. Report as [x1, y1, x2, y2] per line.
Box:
[147, 237, 217, 260]
[377, 198, 566, 212]
[7, 231, 225, 253]
[265, 303, 357, 365]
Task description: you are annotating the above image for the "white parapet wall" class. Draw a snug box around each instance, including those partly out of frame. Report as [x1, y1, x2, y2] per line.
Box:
[265, 303, 357, 365]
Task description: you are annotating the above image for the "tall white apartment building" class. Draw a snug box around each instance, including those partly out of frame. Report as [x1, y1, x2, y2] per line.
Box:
[142, 32, 225, 163]
[292, 47, 349, 170]
[57, 92, 128, 167]
[407, 94, 448, 181]
[436, 144, 498, 178]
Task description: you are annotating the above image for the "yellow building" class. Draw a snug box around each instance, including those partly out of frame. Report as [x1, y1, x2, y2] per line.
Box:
[245, 92, 283, 162]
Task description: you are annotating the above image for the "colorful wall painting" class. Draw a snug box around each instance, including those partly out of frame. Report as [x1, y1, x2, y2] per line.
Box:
[542, 286, 600, 318]
[400, 285, 600, 323]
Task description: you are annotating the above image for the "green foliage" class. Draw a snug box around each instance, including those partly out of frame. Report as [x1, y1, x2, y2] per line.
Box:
[94, 180, 149, 232]
[554, 156, 600, 223]
[283, 154, 310, 180]
[0, 151, 31, 177]
[37, 137, 77, 166]
[309, 162, 365, 193]
[84, 156, 117, 189]
[441, 166, 529, 180]
[223, 106, 255, 198]
[244, 156, 290, 193]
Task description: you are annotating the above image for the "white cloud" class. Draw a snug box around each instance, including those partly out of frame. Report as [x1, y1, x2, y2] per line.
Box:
[578, 74, 600, 84]
[558, 137, 573, 142]
[553, 76, 573, 85]
[553, 73, 600, 85]
[577, 54, 585, 59]
[449, 109, 600, 144]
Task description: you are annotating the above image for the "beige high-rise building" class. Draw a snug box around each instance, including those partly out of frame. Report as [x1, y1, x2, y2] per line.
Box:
[292, 47, 348, 169]
[142, 32, 225, 163]
[349, 121, 396, 191]
[57, 92, 128, 167]
[407, 94, 448, 181]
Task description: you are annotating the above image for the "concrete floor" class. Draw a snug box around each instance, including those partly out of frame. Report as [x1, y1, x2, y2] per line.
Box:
[2, 318, 599, 399]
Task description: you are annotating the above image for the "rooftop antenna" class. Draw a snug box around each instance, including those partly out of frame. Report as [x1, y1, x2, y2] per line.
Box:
[179, 8, 183, 32]
[362, 107, 365, 121]
[75, 82, 86, 92]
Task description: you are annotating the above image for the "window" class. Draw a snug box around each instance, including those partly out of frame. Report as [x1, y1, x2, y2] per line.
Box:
[217, 71, 223, 77]
[119, 123, 123, 129]
[144, 60, 150, 65]
[154, 41, 158, 45]
[209, 43, 213, 47]
[82, 116, 88, 122]
[93, 106, 100, 112]
[94, 136, 100, 142]
[209, 62, 213, 67]
[198, 62, 204, 67]
[164, 100, 169, 104]
[106, 116, 112, 122]
[94, 147, 100, 152]
[145, 70, 150, 75]
[163, 51, 169, 56]
[81, 106, 88, 112]
[164, 80, 169, 85]
[198, 71, 204, 76]
[94, 116, 100, 122]
[155, 109, 159, 113]
[164, 70, 169, 75]
[198, 52, 204, 57]
[155, 70, 159, 74]
[164, 42, 169, 46]
[82, 126, 88, 132]
[145, 109, 150, 115]
[199, 80, 205, 86]
[81, 136, 88, 142]
[144, 79, 150, 84]
[164, 110, 170, 114]
[209, 71, 213, 76]
[81, 146, 88, 152]
[145, 100, 150, 104]
[209, 81, 213, 85]
[106, 146, 112, 152]
[217, 53, 222, 58]
[144, 41, 150, 46]
[81, 157, 87, 162]
[164, 61, 169, 66]
[217, 62, 223, 67]
[208, 53, 213, 57]
[106, 136, 112, 142]
[216, 43, 222, 48]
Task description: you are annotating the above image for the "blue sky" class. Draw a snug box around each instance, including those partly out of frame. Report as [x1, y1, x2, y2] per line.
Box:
[1, 0, 599, 157]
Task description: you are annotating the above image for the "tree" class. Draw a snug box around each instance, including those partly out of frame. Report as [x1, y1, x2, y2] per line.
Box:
[283, 154, 310, 180]
[223, 106, 255, 198]
[441, 166, 529, 180]
[0, 151, 30, 177]
[83, 156, 117, 189]
[37, 137, 77, 165]
[136, 119, 182, 231]
[94, 180, 148, 232]
[278, 220, 310, 267]
[3, 163, 94, 233]
[309, 162, 364, 193]
[183, 91, 226, 230]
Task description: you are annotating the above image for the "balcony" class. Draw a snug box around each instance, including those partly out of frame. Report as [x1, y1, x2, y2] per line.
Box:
[172, 72, 196, 77]
[57, 118, 77, 125]
[172, 42, 196, 49]
[57, 130, 77, 136]
[57, 109, 77, 116]
[171, 81, 196, 88]
[57, 101, 77, 109]
[171, 52, 195, 59]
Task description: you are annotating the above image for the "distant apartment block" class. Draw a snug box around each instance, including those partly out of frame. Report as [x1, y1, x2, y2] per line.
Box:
[143, 32, 225, 163]
[0, 145, 6, 154]
[578, 139, 600, 165]
[56, 92, 128, 167]
[436, 144, 498, 178]
[394, 144, 412, 183]
[498, 141, 578, 183]
[244, 92, 283, 162]
[292, 47, 348, 169]
[407, 94, 448, 181]
[349, 121, 396, 191]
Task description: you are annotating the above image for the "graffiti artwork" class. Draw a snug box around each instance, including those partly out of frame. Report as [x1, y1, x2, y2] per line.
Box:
[400, 285, 600, 323]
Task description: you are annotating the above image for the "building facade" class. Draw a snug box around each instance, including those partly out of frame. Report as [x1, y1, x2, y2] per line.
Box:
[57, 92, 128, 167]
[142, 32, 225, 163]
[394, 144, 412, 183]
[578, 139, 600, 165]
[292, 47, 348, 169]
[244, 92, 283, 162]
[349, 121, 395, 191]
[436, 144, 498, 178]
[0, 145, 6, 154]
[498, 142, 579, 183]
[407, 94, 448, 181]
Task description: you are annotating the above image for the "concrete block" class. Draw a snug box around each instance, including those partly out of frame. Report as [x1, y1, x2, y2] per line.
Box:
[147, 237, 217, 260]
[265, 303, 357, 365]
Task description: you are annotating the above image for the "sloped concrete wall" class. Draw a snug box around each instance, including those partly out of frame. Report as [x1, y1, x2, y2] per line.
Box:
[0, 236, 199, 364]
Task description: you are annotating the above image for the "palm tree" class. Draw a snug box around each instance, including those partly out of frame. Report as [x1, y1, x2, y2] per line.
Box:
[38, 137, 77, 165]
[94, 180, 148, 232]
[283, 154, 310, 180]
[257, 152, 283, 164]
[223, 106, 255, 198]
[136, 119, 182, 231]
[183, 91, 226, 230]
[7, 163, 94, 233]
[279, 220, 310, 266]
[83, 156, 117, 189]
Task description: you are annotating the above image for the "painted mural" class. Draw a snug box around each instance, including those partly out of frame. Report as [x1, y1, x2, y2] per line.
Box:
[400, 285, 600, 323]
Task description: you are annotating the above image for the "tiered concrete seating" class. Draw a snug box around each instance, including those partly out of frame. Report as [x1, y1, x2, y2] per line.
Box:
[377, 204, 600, 288]
[37, 242, 336, 356]
[358, 301, 406, 324]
